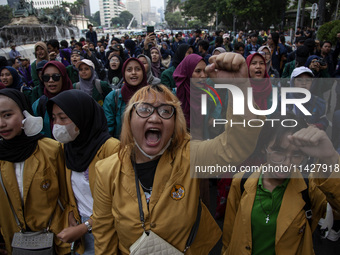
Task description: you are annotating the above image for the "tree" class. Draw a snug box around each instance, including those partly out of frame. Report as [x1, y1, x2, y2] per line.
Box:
[219, 0, 289, 30]
[182, 0, 217, 24]
[165, 12, 185, 29]
[0, 5, 13, 28]
[93, 11, 100, 25]
[110, 11, 136, 28]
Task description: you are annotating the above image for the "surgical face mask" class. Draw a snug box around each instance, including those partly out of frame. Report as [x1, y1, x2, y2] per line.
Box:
[21, 110, 43, 137]
[52, 123, 80, 144]
[134, 138, 172, 160]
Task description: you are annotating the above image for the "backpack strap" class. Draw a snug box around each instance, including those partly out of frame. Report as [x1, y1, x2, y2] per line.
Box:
[94, 79, 104, 98]
[302, 178, 312, 226]
[37, 95, 48, 118]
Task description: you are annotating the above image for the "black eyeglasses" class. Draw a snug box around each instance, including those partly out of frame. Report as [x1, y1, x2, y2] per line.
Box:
[133, 103, 175, 119]
[42, 74, 61, 82]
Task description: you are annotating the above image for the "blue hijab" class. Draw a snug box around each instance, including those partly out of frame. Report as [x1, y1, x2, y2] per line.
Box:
[0, 66, 24, 90]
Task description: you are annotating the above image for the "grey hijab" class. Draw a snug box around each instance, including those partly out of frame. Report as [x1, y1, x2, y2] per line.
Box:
[78, 66, 96, 96]
[137, 54, 160, 85]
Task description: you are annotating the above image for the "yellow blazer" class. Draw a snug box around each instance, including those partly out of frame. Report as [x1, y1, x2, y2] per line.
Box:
[222, 163, 340, 255]
[92, 113, 263, 255]
[65, 137, 120, 254]
[0, 138, 70, 255]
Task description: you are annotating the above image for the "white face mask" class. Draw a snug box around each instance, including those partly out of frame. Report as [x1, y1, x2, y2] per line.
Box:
[134, 138, 172, 160]
[21, 110, 43, 137]
[52, 123, 80, 144]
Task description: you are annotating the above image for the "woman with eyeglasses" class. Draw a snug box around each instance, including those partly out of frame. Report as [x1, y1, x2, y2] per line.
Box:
[46, 90, 120, 255]
[93, 53, 264, 254]
[221, 114, 340, 255]
[32, 61, 73, 138]
[258, 46, 280, 80]
[107, 55, 123, 88]
[103, 58, 148, 139]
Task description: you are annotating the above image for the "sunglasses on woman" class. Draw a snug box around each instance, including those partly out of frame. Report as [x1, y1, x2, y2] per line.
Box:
[42, 74, 61, 82]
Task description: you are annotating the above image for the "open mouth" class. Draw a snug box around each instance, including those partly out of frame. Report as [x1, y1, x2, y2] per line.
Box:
[0, 130, 11, 137]
[255, 71, 262, 76]
[145, 128, 161, 146]
[130, 76, 139, 82]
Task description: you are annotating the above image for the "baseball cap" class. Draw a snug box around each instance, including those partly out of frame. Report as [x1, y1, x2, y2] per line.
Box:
[19, 56, 28, 61]
[223, 33, 230, 39]
[36, 60, 48, 71]
[75, 59, 95, 70]
[291, 66, 314, 78]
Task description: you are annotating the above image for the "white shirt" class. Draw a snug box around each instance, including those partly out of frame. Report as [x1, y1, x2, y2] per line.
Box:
[71, 169, 93, 218]
[14, 161, 25, 205]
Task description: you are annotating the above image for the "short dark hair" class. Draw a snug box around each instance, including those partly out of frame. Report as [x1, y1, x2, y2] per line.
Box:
[0, 56, 8, 68]
[75, 42, 83, 48]
[280, 35, 285, 44]
[198, 40, 210, 51]
[88, 24, 93, 28]
[47, 39, 59, 50]
[60, 40, 68, 49]
[234, 42, 245, 50]
[321, 40, 332, 48]
[215, 36, 223, 46]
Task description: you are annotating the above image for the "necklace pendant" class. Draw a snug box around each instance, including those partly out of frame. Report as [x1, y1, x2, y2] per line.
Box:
[265, 215, 270, 224]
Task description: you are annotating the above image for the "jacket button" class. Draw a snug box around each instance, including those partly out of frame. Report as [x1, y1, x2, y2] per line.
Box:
[245, 246, 251, 250]
[150, 223, 156, 228]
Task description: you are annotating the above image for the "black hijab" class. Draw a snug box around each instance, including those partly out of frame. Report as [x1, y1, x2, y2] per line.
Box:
[0, 88, 44, 162]
[108, 54, 123, 83]
[47, 90, 111, 172]
[172, 44, 193, 68]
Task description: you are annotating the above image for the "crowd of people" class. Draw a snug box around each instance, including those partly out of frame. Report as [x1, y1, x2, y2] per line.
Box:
[0, 24, 340, 255]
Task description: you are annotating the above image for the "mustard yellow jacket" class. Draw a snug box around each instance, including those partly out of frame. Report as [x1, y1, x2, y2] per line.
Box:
[222, 163, 340, 255]
[0, 138, 70, 255]
[65, 138, 120, 254]
[93, 113, 263, 255]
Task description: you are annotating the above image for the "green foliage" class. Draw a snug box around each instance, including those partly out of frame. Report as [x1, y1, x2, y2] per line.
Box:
[218, 0, 288, 29]
[110, 11, 136, 28]
[0, 5, 13, 28]
[182, 0, 217, 24]
[86, 16, 98, 27]
[165, 12, 185, 29]
[93, 11, 100, 25]
[165, 0, 181, 12]
[317, 20, 340, 45]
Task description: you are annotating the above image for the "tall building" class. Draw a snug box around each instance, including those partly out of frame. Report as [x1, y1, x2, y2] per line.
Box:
[83, 0, 90, 16]
[126, 0, 141, 26]
[100, 0, 125, 27]
[28, 0, 74, 10]
[140, 0, 150, 24]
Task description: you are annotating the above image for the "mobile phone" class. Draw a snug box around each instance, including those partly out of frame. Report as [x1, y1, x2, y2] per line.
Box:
[147, 26, 154, 34]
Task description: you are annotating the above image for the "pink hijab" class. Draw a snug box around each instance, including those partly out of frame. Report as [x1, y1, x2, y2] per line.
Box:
[246, 53, 272, 110]
[173, 54, 204, 130]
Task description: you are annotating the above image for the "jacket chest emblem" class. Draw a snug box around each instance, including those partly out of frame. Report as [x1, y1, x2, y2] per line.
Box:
[40, 179, 51, 191]
[170, 184, 185, 201]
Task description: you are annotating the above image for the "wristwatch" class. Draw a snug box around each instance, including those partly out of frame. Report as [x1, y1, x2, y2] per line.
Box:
[84, 220, 92, 233]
